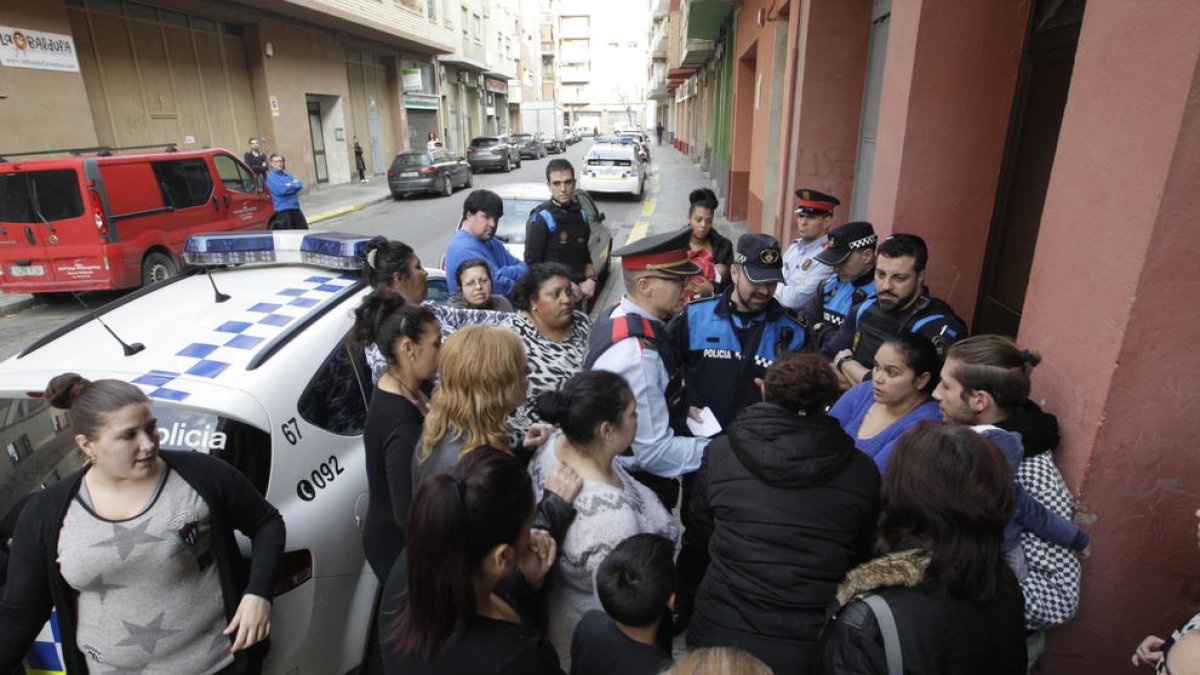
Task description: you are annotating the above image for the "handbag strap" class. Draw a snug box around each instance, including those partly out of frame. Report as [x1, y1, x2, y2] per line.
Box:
[861, 594, 903, 675]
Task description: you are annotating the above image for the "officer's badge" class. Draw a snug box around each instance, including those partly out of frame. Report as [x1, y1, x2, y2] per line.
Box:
[799, 190, 811, 201]
[801, 258, 813, 270]
[559, 231, 569, 245]
[760, 248, 780, 265]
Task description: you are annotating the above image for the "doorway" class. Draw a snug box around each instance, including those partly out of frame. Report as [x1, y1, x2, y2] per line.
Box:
[307, 98, 329, 184]
[973, 0, 1085, 336]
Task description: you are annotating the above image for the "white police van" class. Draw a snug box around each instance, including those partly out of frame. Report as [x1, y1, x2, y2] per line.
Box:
[0, 231, 448, 674]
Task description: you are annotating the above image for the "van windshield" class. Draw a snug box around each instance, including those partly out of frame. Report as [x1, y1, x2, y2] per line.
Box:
[0, 397, 272, 524]
[0, 170, 83, 224]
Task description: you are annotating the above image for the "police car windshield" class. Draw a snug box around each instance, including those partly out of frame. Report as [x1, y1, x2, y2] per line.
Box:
[497, 198, 540, 244]
[0, 397, 271, 522]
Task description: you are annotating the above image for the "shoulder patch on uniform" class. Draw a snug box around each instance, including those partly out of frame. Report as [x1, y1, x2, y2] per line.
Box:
[781, 306, 807, 327]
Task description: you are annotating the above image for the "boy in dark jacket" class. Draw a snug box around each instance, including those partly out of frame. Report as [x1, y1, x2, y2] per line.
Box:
[570, 534, 674, 675]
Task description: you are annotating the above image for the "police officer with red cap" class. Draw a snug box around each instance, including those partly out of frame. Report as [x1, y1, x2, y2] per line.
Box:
[776, 188, 841, 311]
[585, 229, 710, 507]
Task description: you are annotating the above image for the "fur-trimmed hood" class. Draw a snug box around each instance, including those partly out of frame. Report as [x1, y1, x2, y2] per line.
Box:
[836, 549, 931, 605]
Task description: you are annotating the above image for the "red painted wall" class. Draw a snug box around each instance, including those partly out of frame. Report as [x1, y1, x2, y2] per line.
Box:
[1018, 1, 1200, 671]
[780, 0, 871, 242]
[867, 0, 1027, 320]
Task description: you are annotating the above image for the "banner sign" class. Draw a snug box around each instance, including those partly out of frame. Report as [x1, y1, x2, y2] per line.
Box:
[0, 27, 80, 72]
[484, 78, 508, 95]
[402, 68, 423, 91]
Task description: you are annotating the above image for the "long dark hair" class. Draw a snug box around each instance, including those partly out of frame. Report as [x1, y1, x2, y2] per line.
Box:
[880, 332, 941, 395]
[390, 447, 534, 658]
[535, 370, 631, 445]
[880, 423, 1015, 602]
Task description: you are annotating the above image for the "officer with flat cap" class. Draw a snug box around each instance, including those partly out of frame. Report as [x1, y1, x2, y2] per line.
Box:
[775, 188, 841, 311]
[669, 233, 809, 428]
[828, 233, 967, 387]
[801, 221, 880, 357]
[585, 229, 710, 508]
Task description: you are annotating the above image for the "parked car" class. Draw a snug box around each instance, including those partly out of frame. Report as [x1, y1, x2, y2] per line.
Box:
[575, 125, 595, 138]
[386, 149, 473, 199]
[580, 138, 647, 199]
[1, 230, 449, 675]
[538, 132, 566, 155]
[491, 183, 612, 307]
[562, 127, 581, 145]
[467, 136, 522, 172]
[618, 131, 651, 162]
[510, 133, 545, 159]
[0, 145, 273, 300]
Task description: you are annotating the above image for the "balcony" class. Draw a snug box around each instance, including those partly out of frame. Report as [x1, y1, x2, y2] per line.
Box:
[560, 67, 590, 84]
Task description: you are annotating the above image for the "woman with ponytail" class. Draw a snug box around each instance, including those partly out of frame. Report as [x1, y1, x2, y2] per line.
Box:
[379, 447, 563, 674]
[682, 188, 733, 299]
[360, 299, 441, 581]
[0, 374, 285, 674]
[527, 371, 678, 670]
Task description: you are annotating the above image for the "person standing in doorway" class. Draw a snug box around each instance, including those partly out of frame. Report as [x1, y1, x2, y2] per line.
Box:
[266, 154, 308, 230]
[244, 137, 268, 180]
[656, 123, 664, 146]
[354, 137, 367, 183]
[427, 131, 444, 152]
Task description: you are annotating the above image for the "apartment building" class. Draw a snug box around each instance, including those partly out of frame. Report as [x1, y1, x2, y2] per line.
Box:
[554, 0, 649, 133]
[437, 0, 518, 152]
[0, 0, 456, 187]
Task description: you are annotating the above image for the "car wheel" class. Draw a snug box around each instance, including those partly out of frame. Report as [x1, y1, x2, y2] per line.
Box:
[516, 156, 522, 169]
[503, 157, 512, 172]
[465, 169, 473, 187]
[440, 175, 452, 197]
[141, 251, 177, 287]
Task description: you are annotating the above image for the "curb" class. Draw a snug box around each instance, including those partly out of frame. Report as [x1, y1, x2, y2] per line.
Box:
[307, 194, 391, 225]
[0, 296, 39, 315]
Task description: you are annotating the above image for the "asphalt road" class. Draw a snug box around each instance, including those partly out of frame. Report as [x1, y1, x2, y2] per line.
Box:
[0, 139, 653, 361]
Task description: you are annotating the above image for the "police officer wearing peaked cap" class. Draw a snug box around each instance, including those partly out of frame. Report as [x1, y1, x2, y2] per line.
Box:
[585, 228, 707, 508]
[801, 221, 880, 357]
[776, 188, 841, 312]
[669, 232, 809, 429]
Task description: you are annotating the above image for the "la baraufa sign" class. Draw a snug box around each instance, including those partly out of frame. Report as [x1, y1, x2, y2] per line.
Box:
[0, 26, 80, 73]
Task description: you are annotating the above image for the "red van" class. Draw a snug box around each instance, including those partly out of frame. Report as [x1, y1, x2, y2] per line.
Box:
[0, 145, 273, 299]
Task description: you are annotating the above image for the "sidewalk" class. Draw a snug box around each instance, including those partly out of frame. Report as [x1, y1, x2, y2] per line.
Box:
[591, 144, 747, 312]
[0, 178, 391, 315]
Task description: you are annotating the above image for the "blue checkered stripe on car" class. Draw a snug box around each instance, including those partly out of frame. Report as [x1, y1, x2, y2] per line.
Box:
[130, 274, 358, 402]
[24, 610, 64, 674]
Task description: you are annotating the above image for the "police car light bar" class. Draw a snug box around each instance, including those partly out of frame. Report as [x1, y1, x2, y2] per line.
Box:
[184, 231, 371, 271]
[593, 136, 635, 144]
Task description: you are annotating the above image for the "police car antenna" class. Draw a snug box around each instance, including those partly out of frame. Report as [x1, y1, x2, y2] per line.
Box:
[70, 292, 145, 356]
[203, 264, 231, 303]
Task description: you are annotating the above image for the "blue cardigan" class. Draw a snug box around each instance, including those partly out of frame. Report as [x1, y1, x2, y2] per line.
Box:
[829, 381, 942, 472]
[444, 228, 528, 297]
[265, 169, 304, 211]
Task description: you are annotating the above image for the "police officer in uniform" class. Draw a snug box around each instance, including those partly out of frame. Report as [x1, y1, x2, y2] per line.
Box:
[801, 221, 879, 357]
[585, 229, 709, 508]
[775, 188, 840, 311]
[829, 233, 967, 387]
[670, 233, 808, 428]
[525, 158, 598, 302]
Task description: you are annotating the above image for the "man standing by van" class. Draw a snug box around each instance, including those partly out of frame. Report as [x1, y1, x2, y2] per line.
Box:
[266, 154, 308, 230]
[244, 137, 268, 179]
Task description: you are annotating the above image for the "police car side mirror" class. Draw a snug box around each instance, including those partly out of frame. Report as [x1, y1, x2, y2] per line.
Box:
[599, 212, 606, 222]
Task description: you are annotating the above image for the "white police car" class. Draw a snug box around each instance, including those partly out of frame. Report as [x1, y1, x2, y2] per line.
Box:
[0, 231, 448, 675]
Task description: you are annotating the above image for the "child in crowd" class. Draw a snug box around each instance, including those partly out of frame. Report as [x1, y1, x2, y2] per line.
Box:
[570, 534, 675, 675]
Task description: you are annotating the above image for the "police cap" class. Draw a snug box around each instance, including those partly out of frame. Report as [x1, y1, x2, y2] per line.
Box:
[815, 221, 878, 266]
[794, 188, 841, 216]
[612, 228, 701, 276]
[734, 233, 785, 284]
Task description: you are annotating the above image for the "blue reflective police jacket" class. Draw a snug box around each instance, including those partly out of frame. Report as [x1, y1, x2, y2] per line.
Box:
[849, 293, 967, 367]
[675, 289, 808, 427]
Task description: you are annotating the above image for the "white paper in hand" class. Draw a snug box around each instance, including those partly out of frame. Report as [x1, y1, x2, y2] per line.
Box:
[686, 406, 723, 437]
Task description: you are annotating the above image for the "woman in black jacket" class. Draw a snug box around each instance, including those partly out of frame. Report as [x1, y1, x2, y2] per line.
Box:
[0, 374, 284, 674]
[682, 353, 880, 674]
[808, 424, 1027, 675]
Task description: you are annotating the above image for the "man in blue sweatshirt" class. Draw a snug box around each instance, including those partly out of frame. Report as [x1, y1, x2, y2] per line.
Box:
[444, 189, 527, 297]
[933, 335, 1091, 579]
[265, 154, 308, 230]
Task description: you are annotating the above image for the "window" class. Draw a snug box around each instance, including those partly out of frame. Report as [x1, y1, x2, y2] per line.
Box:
[297, 337, 371, 436]
[214, 154, 256, 193]
[152, 159, 213, 208]
[426, 0, 437, 21]
[462, 6, 468, 36]
[0, 170, 83, 223]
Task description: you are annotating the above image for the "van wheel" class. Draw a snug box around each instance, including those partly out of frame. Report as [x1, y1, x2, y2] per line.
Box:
[141, 252, 177, 286]
[440, 175, 453, 197]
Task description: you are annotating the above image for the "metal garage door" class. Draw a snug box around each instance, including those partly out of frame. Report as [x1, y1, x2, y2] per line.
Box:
[66, 0, 258, 152]
[407, 110, 438, 154]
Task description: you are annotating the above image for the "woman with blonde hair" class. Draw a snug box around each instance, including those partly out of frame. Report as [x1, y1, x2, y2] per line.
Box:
[664, 647, 773, 675]
[412, 325, 551, 488]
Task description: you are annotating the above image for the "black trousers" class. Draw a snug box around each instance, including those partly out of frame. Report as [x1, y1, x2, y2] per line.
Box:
[270, 208, 308, 230]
